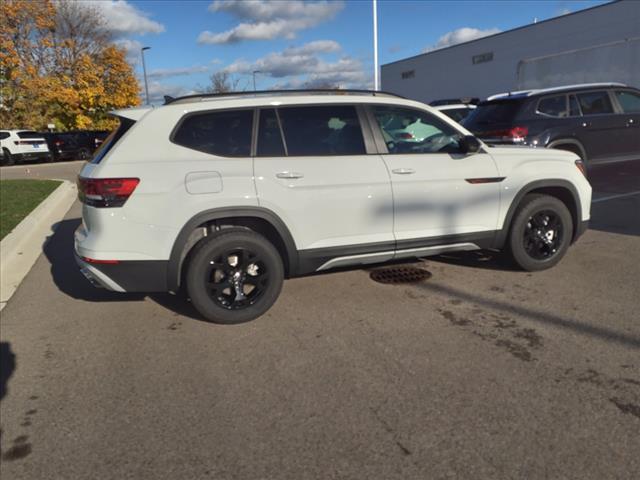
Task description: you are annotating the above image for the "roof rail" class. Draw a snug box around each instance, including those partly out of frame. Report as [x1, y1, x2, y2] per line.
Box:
[486, 82, 628, 101]
[163, 89, 406, 105]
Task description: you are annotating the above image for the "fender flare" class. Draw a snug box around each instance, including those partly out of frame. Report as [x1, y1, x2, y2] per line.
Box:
[548, 138, 587, 161]
[167, 207, 298, 291]
[493, 179, 583, 248]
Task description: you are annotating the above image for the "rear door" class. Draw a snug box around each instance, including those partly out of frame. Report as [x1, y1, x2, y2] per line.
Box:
[612, 89, 640, 161]
[368, 105, 501, 252]
[253, 105, 394, 261]
[574, 90, 621, 163]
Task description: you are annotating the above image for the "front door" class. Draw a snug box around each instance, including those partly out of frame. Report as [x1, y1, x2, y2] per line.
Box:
[368, 105, 502, 253]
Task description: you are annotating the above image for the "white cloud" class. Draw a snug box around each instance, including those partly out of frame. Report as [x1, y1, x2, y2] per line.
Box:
[91, 0, 165, 36]
[557, 8, 572, 16]
[114, 38, 144, 65]
[198, 0, 344, 44]
[424, 27, 501, 52]
[223, 40, 369, 89]
[146, 81, 196, 104]
[148, 66, 210, 79]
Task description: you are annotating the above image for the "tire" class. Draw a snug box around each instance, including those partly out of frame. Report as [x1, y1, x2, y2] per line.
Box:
[78, 148, 90, 160]
[507, 194, 573, 272]
[185, 229, 284, 324]
[1, 148, 14, 166]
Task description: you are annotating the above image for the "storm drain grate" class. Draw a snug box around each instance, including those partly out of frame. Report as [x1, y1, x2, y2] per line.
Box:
[370, 266, 432, 284]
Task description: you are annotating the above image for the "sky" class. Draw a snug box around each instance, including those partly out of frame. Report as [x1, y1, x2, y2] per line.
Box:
[95, 0, 610, 103]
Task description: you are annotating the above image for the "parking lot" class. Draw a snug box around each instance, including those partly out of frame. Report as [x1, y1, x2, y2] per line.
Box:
[1, 160, 639, 478]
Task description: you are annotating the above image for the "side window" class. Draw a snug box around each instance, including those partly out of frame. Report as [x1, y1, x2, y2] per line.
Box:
[615, 90, 640, 113]
[0, 132, 10, 140]
[278, 105, 365, 156]
[373, 106, 462, 154]
[576, 91, 614, 115]
[257, 109, 285, 157]
[569, 95, 581, 116]
[173, 109, 253, 157]
[537, 95, 567, 117]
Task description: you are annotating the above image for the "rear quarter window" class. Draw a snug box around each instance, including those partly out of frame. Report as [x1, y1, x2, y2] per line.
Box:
[537, 95, 568, 117]
[172, 109, 254, 157]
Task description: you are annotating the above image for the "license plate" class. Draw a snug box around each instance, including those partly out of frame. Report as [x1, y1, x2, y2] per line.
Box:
[33, 143, 39, 148]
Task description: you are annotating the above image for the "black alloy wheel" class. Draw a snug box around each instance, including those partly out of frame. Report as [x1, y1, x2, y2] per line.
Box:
[508, 193, 573, 271]
[186, 229, 284, 324]
[205, 247, 270, 310]
[523, 210, 564, 261]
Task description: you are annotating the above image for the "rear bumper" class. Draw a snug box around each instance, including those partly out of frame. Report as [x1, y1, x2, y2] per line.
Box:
[74, 224, 168, 292]
[15, 151, 51, 161]
[75, 253, 169, 292]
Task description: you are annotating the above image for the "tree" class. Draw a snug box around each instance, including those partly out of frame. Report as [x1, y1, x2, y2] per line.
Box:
[206, 71, 242, 93]
[0, 0, 140, 131]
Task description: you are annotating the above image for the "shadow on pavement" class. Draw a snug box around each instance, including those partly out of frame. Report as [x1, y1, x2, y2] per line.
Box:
[0, 342, 16, 401]
[416, 281, 640, 350]
[43, 218, 208, 321]
[430, 250, 518, 272]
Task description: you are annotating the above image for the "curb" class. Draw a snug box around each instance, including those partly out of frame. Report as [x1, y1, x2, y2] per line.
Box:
[0, 160, 85, 170]
[0, 180, 77, 310]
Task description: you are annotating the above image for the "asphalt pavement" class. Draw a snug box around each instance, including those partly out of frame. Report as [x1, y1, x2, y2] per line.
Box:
[1, 160, 639, 479]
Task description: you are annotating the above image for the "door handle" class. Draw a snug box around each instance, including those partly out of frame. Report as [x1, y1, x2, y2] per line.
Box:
[276, 171, 304, 179]
[392, 168, 415, 175]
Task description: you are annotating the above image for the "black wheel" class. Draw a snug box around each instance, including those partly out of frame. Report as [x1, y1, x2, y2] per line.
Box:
[185, 229, 284, 324]
[78, 148, 90, 160]
[508, 194, 573, 271]
[1, 149, 14, 166]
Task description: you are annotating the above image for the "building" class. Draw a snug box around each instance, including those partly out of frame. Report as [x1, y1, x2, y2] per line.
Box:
[381, 0, 640, 104]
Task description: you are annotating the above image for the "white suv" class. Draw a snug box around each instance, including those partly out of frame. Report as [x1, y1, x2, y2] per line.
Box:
[75, 90, 592, 324]
[0, 130, 51, 165]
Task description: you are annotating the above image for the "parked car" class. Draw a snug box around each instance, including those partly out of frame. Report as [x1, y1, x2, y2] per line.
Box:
[0, 130, 51, 165]
[42, 130, 110, 161]
[463, 83, 640, 167]
[75, 90, 591, 324]
[434, 103, 477, 123]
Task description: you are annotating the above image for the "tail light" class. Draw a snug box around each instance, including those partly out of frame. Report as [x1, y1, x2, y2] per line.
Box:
[575, 159, 587, 178]
[484, 126, 529, 142]
[77, 177, 139, 208]
[54, 140, 64, 146]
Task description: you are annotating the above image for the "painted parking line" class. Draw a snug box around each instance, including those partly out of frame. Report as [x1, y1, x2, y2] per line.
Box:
[592, 191, 640, 203]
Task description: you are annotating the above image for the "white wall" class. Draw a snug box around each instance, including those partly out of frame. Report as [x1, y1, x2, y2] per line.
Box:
[381, 0, 640, 103]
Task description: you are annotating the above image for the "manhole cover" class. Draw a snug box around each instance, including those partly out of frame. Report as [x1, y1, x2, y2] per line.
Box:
[370, 266, 432, 284]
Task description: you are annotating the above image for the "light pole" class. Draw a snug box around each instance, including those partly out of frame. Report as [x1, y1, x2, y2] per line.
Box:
[141, 46, 151, 104]
[373, 0, 379, 91]
[252, 70, 261, 91]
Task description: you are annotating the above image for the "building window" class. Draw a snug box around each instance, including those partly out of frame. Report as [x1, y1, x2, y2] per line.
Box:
[401, 70, 415, 80]
[472, 52, 493, 64]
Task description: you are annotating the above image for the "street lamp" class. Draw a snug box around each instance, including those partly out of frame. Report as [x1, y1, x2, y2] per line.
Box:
[373, 0, 379, 90]
[252, 70, 261, 91]
[141, 46, 151, 104]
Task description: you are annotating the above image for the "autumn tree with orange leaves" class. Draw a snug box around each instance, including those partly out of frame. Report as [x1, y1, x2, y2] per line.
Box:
[0, 0, 140, 131]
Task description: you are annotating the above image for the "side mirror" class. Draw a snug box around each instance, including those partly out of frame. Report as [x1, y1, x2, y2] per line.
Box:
[459, 135, 483, 154]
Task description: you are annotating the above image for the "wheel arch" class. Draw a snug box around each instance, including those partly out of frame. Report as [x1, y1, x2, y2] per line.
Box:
[548, 138, 587, 161]
[167, 207, 298, 292]
[494, 179, 583, 248]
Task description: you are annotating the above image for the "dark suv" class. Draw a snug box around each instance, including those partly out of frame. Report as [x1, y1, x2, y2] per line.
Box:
[42, 130, 109, 161]
[463, 83, 640, 167]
